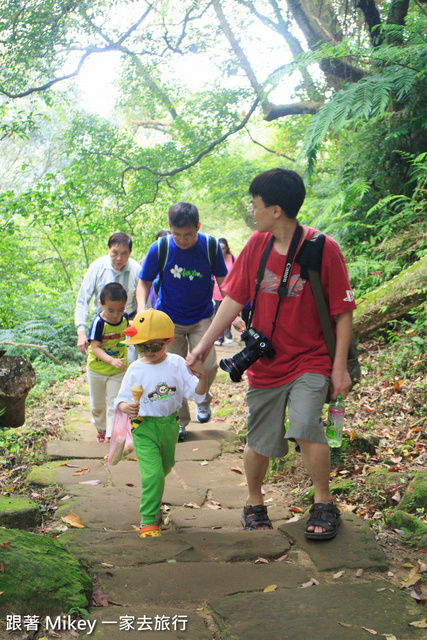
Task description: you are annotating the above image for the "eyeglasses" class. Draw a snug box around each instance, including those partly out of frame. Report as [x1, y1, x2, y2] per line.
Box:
[105, 308, 126, 316]
[135, 341, 167, 353]
[247, 203, 255, 214]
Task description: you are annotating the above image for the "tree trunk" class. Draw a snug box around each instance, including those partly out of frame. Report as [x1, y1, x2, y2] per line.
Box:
[353, 255, 427, 338]
[0, 355, 36, 428]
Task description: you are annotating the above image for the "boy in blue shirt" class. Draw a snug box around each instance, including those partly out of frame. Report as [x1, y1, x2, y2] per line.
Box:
[87, 283, 129, 443]
[136, 202, 227, 441]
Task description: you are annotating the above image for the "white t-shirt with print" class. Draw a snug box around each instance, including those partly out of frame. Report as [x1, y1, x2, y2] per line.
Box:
[114, 353, 206, 417]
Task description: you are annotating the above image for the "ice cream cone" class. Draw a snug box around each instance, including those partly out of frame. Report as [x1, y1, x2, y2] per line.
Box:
[131, 384, 144, 402]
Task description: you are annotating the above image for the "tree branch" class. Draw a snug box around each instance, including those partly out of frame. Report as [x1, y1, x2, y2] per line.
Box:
[245, 127, 296, 161]
[212, 0, 264, 98]
[121, 96, 260, 185]
[0, 342, 63, 365]
[120, 49, 178, 120]
[263, 100, 322, 120]
[285, 0, 365, 83]
[237, 0, 319, 97]
[0, 5, 154, 99]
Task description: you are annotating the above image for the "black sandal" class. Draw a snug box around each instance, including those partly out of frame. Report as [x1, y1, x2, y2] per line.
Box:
[241, 504, 273, 530]
[304, 502, 341, 540]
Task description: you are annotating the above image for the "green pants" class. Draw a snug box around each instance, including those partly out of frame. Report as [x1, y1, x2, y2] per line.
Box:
[131, 414, 179, 525]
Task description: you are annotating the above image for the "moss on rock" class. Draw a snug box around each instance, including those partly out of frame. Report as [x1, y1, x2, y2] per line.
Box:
[0, 528, 92, 615]
[0, 495, 41, 529]
[385, 509, 427, 547]
[364, 468, 412, 490]
[396, 470, 427, 512]
[27, 460, 65, 486]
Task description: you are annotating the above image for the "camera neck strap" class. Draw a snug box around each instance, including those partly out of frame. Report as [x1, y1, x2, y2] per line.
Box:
[249, 222, 303, 340]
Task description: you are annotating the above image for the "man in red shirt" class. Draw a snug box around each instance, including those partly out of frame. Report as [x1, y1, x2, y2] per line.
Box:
[188, 168, 356, 540]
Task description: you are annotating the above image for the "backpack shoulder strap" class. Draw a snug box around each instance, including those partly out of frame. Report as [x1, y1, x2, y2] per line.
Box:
[157, 235, 170, 288]
[308, 267, 336, 361]
[295, 230, 325, 280]
[296, 231, 336, 361]
[205, 234, 218, 275]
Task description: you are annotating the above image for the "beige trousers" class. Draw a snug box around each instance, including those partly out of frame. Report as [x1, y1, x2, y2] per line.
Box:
[87, 369, 125, 437]
[166, 317, 218, 426]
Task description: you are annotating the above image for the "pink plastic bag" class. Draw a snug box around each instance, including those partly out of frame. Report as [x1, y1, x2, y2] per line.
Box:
[108, 407, 135, 466]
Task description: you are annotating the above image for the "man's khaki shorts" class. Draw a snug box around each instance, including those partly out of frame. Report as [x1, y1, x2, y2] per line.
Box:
[245, 373, 330, 458]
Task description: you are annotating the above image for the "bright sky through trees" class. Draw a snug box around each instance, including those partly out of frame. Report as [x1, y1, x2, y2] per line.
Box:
[74, 13, 298, 117]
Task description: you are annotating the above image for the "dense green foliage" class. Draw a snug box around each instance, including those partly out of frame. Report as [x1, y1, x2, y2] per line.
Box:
[0, 0, 426, 389]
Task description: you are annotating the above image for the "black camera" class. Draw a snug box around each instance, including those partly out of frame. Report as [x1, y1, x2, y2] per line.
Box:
[219, 327, 275, 382]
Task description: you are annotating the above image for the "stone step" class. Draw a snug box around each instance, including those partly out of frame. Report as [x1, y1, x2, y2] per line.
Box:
[209, 580, 424, 640]
[60, 528, 291, 567]
[90, 562, 310, 608]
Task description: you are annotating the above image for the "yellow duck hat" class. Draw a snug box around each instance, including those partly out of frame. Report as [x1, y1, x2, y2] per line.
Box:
[123, 310, 175, 344]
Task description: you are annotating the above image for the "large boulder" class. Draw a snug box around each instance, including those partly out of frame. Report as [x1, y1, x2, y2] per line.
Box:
[0, 528, 92, 616]
[0, 495, 41, 529]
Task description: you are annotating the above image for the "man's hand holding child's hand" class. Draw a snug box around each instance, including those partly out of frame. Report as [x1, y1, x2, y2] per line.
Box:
[186, 357, 206, 379]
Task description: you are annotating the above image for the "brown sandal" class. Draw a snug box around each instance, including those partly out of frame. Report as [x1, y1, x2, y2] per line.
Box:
[241, 504, 273, 530]
[304, 503, 341, 540]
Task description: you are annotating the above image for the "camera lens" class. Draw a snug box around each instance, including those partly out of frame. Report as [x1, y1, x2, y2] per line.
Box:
[219, 347, 261, 383]
[219, 357, 244, 383]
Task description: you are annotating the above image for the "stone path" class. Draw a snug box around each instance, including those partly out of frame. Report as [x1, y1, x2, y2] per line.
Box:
[27, 348, 426, 639]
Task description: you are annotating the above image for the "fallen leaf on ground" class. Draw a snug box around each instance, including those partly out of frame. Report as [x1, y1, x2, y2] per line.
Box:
[361, 627, 377, 634]
[101, 562, 114, 567]
[64, 464, 80, 468]
[73, 467, 90, 476]
[192, 448, 199, 452]
[356, 569, 364, 578]
[78, 479, 100, 485]
[333, 570, 345, 579]
[61, 513, 85, 528]
[338, 622, 352, 627]
[274, 555, 288, 562]
[382, 635, 397, 640]
[300, 580, 317, 588]
[60, 494, 72, 500]
[92, 589, 109, 607]
[286, 515, 300, 523]
[200, 460, 209, 466]
[206, 502, 221, 510]
[0, 542, 11, 550]
[255, 557, 270, 564]
[409, 619, 427, 628]
[230, 465, 244, 474]
[126, 483, 134, 487]
[403, 567, 422, 586]
[184, 502, 201, 509]
[289, 506, 305, 513]
[264, 584, 277, 592]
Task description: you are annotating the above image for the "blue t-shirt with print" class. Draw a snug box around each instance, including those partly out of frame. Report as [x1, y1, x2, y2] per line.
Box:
[141, 234, 227, 325]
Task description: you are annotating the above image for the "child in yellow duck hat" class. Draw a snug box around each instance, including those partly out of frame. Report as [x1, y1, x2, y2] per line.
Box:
[114, 310, 207, 538]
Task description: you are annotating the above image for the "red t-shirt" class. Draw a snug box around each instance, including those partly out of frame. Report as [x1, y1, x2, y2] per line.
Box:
[222, 228, 356, 389]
